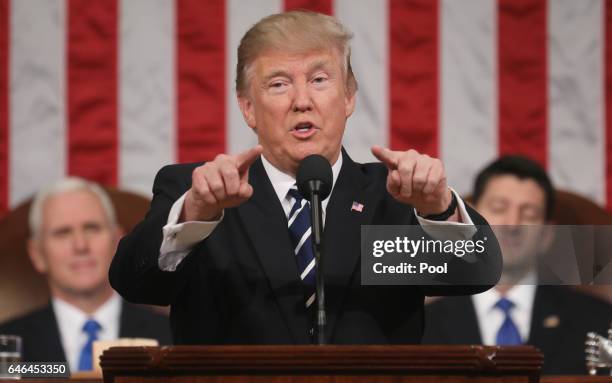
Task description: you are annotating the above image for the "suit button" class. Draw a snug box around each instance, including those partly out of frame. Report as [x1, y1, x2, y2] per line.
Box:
[309, 328, 314, 337]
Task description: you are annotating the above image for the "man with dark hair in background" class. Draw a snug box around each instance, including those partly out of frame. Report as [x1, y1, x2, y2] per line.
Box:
[422, 155, 612, 374]
[0, 178, 171, 372]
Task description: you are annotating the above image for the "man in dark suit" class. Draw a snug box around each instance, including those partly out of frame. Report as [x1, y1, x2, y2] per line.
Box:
[109, 10, 501, 345]
[422, 155, 612, 374]
[0, 178, 171, 372]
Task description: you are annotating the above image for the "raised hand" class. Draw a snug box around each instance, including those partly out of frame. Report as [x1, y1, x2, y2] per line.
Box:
[371, 145, 454, 218]
[182, 145, 263, 222]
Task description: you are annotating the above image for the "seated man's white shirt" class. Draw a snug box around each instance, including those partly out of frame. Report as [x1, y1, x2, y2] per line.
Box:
[52, 293, 121, 372]
[471, 272, 537, 345]
[159, 155, 476, 271]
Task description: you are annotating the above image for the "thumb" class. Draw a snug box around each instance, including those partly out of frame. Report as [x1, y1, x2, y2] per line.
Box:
[371, 145, 399, 170]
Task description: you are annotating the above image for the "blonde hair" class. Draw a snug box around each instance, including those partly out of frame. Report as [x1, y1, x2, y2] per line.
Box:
[29, 177, 117, 240]
[236, 10, 358, 96]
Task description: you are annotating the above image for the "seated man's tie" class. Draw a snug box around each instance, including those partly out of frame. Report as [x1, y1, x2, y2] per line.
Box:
[495, 297, 522, 345]
[78, 319, 101, 371]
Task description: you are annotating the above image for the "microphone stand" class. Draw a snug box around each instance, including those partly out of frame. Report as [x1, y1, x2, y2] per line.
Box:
[308, 180, 326, 345]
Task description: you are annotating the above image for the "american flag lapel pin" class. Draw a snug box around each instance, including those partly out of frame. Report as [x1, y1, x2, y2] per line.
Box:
[351, 201, 364, 213]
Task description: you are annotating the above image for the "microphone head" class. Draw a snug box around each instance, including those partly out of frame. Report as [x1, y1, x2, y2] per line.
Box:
[296, 154, 333, 200]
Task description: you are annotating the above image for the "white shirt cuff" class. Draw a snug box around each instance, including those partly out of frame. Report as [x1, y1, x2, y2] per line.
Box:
[415, 188, 477, 240]
[158, 192, 223, 271]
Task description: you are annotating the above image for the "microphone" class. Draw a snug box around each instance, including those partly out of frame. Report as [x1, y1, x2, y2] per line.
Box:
[296, 154, 333, 200]
[296, 154, 332, 345]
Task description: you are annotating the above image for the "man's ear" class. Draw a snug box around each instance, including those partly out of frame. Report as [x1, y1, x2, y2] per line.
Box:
[238, 94, 256, 129]
[27, 238, 48, 274]
[345, 89, 356, 119]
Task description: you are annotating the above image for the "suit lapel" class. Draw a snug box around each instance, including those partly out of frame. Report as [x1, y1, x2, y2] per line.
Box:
[322, 151, 379, 339]
[237, 158, 311, 343]
[528, 287, 563, 359]
[36, 304, 67, 363]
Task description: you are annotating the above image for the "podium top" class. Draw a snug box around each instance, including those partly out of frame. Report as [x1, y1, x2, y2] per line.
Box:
[101, 345, 543, 381]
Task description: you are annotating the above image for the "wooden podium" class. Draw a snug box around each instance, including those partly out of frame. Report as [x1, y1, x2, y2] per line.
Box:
[101, 345, 544, 383]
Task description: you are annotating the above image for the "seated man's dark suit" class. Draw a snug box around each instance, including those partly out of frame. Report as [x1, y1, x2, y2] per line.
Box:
[109, 151, 502, 344]
[421, 286, 612, 374]
[0, 302, 172, 363]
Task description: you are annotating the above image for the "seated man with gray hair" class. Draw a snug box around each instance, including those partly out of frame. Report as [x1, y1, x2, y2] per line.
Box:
[0, 178, 171, 372]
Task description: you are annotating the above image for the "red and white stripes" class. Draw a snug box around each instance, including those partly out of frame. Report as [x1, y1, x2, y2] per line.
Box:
[2, 0, 612, 214]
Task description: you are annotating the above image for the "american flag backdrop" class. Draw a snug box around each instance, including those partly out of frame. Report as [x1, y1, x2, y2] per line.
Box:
[0, 0, 611, 215]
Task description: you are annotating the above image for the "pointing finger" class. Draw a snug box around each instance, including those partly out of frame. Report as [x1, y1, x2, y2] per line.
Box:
[371, 146, 399, 170]
[236, 145, 263, 174]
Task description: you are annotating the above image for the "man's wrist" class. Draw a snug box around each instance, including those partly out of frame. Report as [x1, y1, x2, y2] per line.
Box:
[181, 193, 222, 222]
[420, 191, 458, 221]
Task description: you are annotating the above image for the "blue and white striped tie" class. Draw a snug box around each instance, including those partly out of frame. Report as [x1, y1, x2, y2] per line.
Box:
[287, 188, 317, 311]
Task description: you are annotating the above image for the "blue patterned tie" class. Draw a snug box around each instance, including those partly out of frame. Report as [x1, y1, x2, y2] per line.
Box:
[78, 319, 101, 371]
[495, 298, 522, 345]
[287, 188, 317, 313]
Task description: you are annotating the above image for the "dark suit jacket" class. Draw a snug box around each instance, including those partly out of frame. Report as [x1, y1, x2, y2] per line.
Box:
[109, 151, 502, 344]
[0, 301, 172, 363]
[421, 286, 612, 374]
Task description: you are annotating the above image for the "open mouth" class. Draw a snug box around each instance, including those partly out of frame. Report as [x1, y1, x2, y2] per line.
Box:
[291, 122, 317, 138]
[294, 122, 313, 131]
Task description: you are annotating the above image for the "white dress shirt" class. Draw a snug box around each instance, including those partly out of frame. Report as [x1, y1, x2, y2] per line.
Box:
[158, 154, 477, 271]
[261, 153, 342, 221]
[471, 272, 537, 345]
[52, 293, 121, 372]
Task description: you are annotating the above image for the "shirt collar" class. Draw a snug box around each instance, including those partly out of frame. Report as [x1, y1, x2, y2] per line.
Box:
[260, 152, 343, 203]
[472, 271, 537, 313]
[52, 292, 122, 332]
